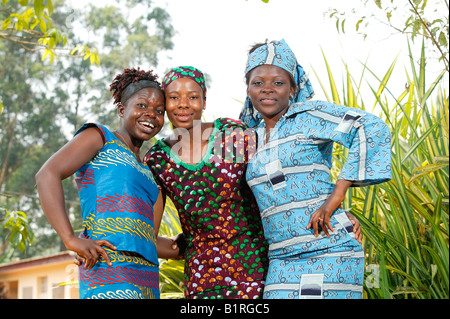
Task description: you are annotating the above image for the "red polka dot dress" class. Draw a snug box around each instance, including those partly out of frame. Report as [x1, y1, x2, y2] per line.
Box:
[145, 118, 268, 299]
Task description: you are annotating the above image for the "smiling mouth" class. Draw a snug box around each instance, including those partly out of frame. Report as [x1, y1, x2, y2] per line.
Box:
[139, 121, 156, 129]
[174, 113, 194, 121]
[260, 98, 277, 104]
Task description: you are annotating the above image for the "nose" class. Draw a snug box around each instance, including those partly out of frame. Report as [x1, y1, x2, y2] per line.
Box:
[261, 83, 274, 93]
[144, 107, 157, 118]
[178, 96, 189, 108]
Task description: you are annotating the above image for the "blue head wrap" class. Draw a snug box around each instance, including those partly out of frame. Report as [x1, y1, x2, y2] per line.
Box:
[239, 39, 315, 128]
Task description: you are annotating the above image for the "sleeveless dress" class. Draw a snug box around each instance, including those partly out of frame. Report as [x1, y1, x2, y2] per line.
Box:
[145, 118, 268, 299]
[74, 123, 160, 299]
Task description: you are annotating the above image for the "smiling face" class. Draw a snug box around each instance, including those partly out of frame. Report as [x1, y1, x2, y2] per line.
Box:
[164, 77, 205, 130]
[246, 64, 294, 128]
[118, 86, 165, 141]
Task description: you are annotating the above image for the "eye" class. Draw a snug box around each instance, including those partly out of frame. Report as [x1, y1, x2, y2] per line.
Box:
[137, 103, 146, 108]
[252, 81, 263, 86]
[156, 108, 164, 115]
[274, 81, 285, 86]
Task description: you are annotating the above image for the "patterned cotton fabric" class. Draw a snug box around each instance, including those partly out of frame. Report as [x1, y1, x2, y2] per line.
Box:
[264, 239, 365, 299]
[240, 39, 315, 128]
[161, 66, 207, 96]
[245, 101, 392, 299]
[145, 118, 269, 299]
[75, 123, 160, 299]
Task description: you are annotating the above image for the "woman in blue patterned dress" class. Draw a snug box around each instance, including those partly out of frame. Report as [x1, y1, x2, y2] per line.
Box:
[240, 40, 392, 299]
[35, 68, 178, 299]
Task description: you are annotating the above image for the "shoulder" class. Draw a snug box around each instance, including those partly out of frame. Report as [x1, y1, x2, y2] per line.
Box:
[144, 139, 167, 163]
[74, 123, 113, 144]
[215, 118, 254, 135]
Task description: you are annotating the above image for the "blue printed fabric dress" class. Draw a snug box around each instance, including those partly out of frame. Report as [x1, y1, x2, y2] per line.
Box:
[74, 123, 160, 299]
[246, 101, 391, 299]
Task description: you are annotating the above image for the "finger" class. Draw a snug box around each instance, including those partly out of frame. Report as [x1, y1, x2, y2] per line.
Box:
[96, 240, 117, 251]
[98, 247, 112, 266]
[325, 218, 334, 233]
[323, 220, 334, 238]
[355, 228, 362, 244]
[83, 255, 93, 270]
[74, 253, 85, 266]
[87, 249, 99, 270]
[313, 218, 320, 237]
[320, 218, 330, 237]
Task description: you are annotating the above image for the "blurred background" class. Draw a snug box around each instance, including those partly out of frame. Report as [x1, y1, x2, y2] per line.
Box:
[0, 0, 448, 299]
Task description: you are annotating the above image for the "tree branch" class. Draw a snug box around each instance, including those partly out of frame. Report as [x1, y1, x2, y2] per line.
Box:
[407, 0, 449, 71]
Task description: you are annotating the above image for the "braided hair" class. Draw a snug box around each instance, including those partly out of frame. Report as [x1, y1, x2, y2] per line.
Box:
[110, 68, 162, 105]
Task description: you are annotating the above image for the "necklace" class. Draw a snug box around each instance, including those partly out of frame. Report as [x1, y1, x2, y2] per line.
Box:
[114, 131, 142, 163]
[114, 131, 131, 149]
[114, 130, 142, 162]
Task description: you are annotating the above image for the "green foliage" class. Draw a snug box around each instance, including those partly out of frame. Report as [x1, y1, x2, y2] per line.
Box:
[0, 0, 175, 261]
[316, 40, 449, 299]
[0, 208, 34, 262]
[158, 198, 185, 299]
[0, 0, 99, 64]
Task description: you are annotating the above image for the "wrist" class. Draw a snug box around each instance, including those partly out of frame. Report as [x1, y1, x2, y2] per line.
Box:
[334, 179, 353, 198]
[61, 233, 78, 250]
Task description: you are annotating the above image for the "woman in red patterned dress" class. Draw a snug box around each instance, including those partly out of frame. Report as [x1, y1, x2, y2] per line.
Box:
[144, 66, 269, 299]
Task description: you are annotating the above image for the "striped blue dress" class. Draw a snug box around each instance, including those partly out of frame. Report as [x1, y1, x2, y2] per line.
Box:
[246, 101, 391, 299]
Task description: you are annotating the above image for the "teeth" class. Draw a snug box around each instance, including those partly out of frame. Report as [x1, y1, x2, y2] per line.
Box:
[141, 122, 155, 129]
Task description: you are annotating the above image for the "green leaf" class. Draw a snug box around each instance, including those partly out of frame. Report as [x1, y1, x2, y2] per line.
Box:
[2, 17, 11, 30]
[39, 18, 47, 32]
[34, 0, 44, 18]
[47, 0, 53, 15]
[356, 19, 363, 31]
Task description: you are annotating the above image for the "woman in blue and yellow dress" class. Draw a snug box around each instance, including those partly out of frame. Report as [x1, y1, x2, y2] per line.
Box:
[36, 68, 178, 299]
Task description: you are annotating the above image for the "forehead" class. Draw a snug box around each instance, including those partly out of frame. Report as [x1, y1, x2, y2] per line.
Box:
[131, 87, 163, 98]
[249, 64, 292, 79]
[130, 87, 164, 100]
[165, 77, 203, 93]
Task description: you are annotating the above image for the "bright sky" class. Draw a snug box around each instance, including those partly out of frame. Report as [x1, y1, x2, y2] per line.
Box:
[70, 0, 447, 123]
[151, 0, 446, 121]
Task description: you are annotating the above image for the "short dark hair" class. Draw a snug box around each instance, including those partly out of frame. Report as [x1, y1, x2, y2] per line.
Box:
[110, 68, 161, 105]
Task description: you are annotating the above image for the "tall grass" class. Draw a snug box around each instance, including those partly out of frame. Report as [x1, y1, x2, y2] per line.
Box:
[314, 41, 449, 299]
[158, 198, 185, 299]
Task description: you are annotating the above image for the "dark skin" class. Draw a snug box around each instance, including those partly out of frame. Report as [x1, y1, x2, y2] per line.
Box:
[36, 87, 179, 270]
[161, 77, 213, 252]
[246, 65, 362, 243]
[164, 77, 213, 165]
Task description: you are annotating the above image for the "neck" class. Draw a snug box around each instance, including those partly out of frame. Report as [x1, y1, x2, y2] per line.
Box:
[114, 130, 143, 162]
[168, 120, 213, 164]
[171, 120, 206, 144]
